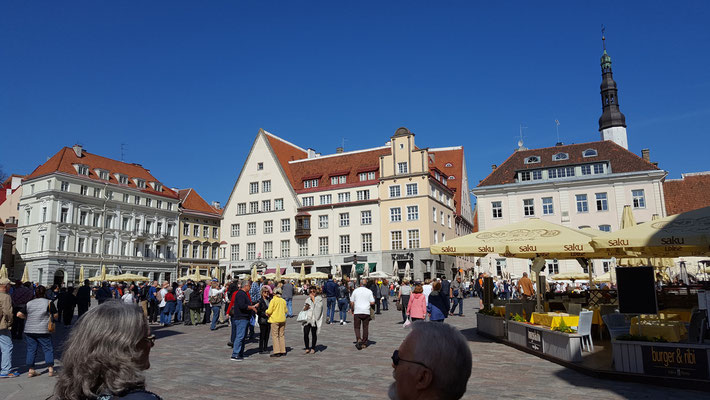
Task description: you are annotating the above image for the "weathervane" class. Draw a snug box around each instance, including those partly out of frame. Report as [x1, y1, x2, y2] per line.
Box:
[601, 24, 606, 51]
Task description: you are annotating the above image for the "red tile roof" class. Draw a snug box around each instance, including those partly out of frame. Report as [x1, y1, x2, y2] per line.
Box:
[178, 188, 221, 217]
[429, 147, 465, 215]
[24, 146, 179, 199]
[263, 132, 309, 186]
[663, 172, 710, 215]
[478, 140, 660, 187]
[288, 148, 391, 193]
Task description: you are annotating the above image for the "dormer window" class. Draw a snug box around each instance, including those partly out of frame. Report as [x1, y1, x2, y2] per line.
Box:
[98, 170, 109, 180]
[583, 149, 598, 158]
[136, 179, 146, 189]
[448, 175, 456, 180]
[552, 152, 569, 161]
[118, 175, 128, 185]
[445, 162, 453, 168]
[303, 179, 318, 188]
[330, 175, 346, 185]
[77, 165, 89, 176]
[154, 183, 163, 192]
[524, 156, 540, 164]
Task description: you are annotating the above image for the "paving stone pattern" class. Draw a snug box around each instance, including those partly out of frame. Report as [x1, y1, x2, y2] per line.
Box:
[2, 297, 707, 399]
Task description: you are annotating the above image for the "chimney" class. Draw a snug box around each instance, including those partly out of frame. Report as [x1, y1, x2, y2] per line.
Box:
[491, 164, 497, 171]
[555, 142, 564, 146]
[307, 148, 317, 159]
[641, 148, 650, 162]
[72, 144, 83, 157]
[336, 147, 344, 154]
[211, 201, 221, 209]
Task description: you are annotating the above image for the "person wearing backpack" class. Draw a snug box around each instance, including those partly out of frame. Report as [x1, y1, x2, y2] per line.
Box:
[188, 283, 204, 326]
[207, 279, 225, 331]
[336, 279, 350, 325]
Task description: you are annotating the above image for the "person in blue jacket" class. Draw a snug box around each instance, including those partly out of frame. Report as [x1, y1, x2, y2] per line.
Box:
[426, 281, 449, 322]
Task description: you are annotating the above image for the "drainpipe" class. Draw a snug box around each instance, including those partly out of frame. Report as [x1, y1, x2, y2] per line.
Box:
[99, 182, 109, 279]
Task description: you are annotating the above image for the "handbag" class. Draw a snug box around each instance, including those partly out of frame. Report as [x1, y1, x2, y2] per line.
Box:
[403, 317, 412, 328]
[297, 310, 308, 322]
[396, 300, 402, 311]
[47, 302, 56, 333]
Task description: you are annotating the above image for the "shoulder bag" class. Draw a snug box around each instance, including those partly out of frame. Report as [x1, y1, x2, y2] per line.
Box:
[47, 302, 56, 333]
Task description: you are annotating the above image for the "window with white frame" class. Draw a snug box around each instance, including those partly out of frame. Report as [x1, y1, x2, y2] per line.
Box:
[249, 182, 259, 194]
[542, 197, 554, 215]
[330, 175, 347, 185]
[632, 190, 646, 208]
[304, 179, 319, 188]
[337, 192, 350, 203]
[549, 167, 575, 179]
[182, 243, 189, 257]
[547, 260, 560, 275]
[523, 199, 535, 216]
[262, 180, 271, 193]
[280, 240, 290, 257]
[433, 230, 438, 244]
[78, 165, 89, 175]
[93, 187, 101, 198]
[447, 214, 451, 228]
[320, 194, 332, 205]
[202, 245, 208, 259]
[397, 162, 408, 174]
[356, 190, 370, 201]
[264, 241, 273, 258]
[183, 223, 190, 236]
[249, 201, 258, 213]
[389, 185, 401, 198]
[361, 233, 372, 252]
[230, 244, 239, 260]
[237, 203, 246, 215]
[440, 211, 444, 225]
[203, 226, 209, 237]
[599, 224, 611, 232]
[58, 235, 67, 251]
[231, 223, 240, 237]
[257, 162, 264, 171]
[193, 225, 199, 236]
[93, 213, 101, 227]
[318, 215, 328, 229]
[359, 171, 376, 181]
[59, 207, 69, 223]
[99, 170, 109, 180]
[391, 231, 403, 250]
[581, 165, 592, 175]
[576, 194, 589, 213]
[552, 152, 569, 161]
[302, 196, 314, 207]
[405, 183, 418, 196]
[361, 210, 372, 225]
[281, 218, 291, 232]
[119, 175, 128, 184]
[407, 205, 419, 221]
[136, 180, 146, 189]
[319, 237, 329, 255]
[264, 220, 273, 234]
[274, 199, 284, 210]
[596, 193, 608, 211]
[60, 181, 69, 191]
[593, 163, 604, 174]
[262, 200, 271, 212]
[80, 185, 88, 196]
[339, 212, 350, 227]
[134, 196, 140, 205]
[390, 207, 402, 222]
[339, 235, 350, 253]
[298, 238, 308, 256]
[433, 207, 437, 222]
[492, 201, 503, 218]
[247, 222, 256, 235]
[407, 229, 420, 248]
[583, 149, 598, 157]
[77, 237, 85, 253]
[247, 243, 256, 259]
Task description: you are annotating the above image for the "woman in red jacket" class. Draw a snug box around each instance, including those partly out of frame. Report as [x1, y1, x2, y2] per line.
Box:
[406, 285, 427, 321]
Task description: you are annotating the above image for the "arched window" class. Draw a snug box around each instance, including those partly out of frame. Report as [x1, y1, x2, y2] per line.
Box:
[524, 156, 540, 164]
[552, 152, 569, 161]
[583, 149, 598, 158]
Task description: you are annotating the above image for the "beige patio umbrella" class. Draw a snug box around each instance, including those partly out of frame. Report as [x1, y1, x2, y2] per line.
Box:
[592, 205, 710, 257]
[251, 265, 258, 282]
[275, 264, 282, 281]
[100, 265, 107, 281]
[404, 262, 411, 281]
[0, 264, 7, 280]
[617, 205, 641, 266]
[263, 273, 277, 279]
[299, 263, 306, 282]
[305, 272, 329, 280]
[392, 260, 399, 278]
[595, 270, 613, 283]
[111, 273, 148, 282]
[549, 272, 591, 281]
[282, 272, 301, 280]
[21, 265, 30, 282]
[78, 266, 85, 282]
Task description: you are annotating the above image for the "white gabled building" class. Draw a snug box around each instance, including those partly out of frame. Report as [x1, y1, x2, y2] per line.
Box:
[16, 145, 180, 286]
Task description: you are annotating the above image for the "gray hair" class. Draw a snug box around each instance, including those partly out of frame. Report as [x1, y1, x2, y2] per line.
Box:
[53, 301, 149, 399]
[410, 321, 472, 399]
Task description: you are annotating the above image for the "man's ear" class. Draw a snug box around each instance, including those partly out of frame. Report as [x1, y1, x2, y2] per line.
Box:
[414, 367, 434, 391]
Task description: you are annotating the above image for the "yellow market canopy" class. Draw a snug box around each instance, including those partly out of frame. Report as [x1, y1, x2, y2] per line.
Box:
[592, 206, 710, 257]
[549, 272, 590, 281]
[177, 272, 212, 282]
[305, 272, 329, 280]
[430, 218, 601, 258]
[111, 273, 149, 282]
[282, 272, 301, 280]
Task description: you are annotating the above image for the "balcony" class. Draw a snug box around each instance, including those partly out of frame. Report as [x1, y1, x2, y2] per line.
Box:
[295, 227, 311, 239]
[295, 212, 311, 239]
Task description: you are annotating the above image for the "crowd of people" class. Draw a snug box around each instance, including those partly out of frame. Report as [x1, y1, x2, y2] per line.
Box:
[0, 273, 475, 399]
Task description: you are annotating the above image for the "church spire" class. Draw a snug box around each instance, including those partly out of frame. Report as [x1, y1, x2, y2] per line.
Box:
[598, 27, 628, 149]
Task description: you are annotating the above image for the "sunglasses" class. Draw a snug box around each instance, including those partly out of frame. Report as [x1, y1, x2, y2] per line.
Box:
[142, 334, 156, 347]
[391, 350, 429, 369]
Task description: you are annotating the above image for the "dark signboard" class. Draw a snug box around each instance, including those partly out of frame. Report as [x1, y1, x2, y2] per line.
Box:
[616, 266, 658, 315]
[526, 327, 542, 352]
[641, 345, 709, 379]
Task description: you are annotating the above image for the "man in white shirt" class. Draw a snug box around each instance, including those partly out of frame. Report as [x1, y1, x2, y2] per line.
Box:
[158, 281, 169, 326]
[350, 278, 375, 350]
[422, 279, 433, 305]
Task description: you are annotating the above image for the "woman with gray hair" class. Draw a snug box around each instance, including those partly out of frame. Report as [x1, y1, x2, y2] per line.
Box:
[52, 301, 162, 400]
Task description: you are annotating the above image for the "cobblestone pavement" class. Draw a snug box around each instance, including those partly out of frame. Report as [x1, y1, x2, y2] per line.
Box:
[3, 297, 708, 399]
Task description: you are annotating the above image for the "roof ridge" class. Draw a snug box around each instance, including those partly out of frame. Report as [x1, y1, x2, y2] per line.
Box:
[288, 146, 389, 163]
[262, 130, 308, 153]
[429, 146, 463, 152]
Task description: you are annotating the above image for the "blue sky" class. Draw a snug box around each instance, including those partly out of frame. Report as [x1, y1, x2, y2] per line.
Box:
[2, 1, 709, 205]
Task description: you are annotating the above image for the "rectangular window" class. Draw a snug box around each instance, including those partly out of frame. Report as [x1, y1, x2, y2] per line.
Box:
[576, 194, 589, 213]
[397, 162, 408, 174]
[202, 245, 208, 259]
[80, 185, 88, 196]
[523, 199, 535, 216]
[632, 189, 646, 208]
[547, 260, 560, 275]
[264, 220, 273, 234]
[274, 199, 284, 210]
[183, 223, 190, 236]
[93, 187, 101, 198]
[581, 165, 591, 175]
[60, 207, 69, 223]
[298, 238, 308, 256]
[156, 200, 162, 209]
[78, 165, 89, 175]
[249, 201, 258, 213]
[80, 211, 88, 225]
[407, 205, 419, 221]
[145, 198, 152, 207]
[356, 190, 370, 201]
[337, 192, 350, 203]
[247, 243, 256, 259]
[492, 201, 503, 219]
[58, 235, 67, 251]
[262, 180, 271, 193]
[60, 181, 69, 192]
[119, 175, 128, 185]
[182, 243, 189, 257]
[247, 222, 256, 235]
[302, 196, 314, 207]
[281, 218, 290, 232]
[433, 230, 438, 244]
[361, 210, 372, 225]
[447, 214, 451, 228]
[213, 227, 218, 238]
[356, 233, 370, 252]
[389, 185, 401, 198]
[280, 240, 290, 257]
[339, 212, 350, 227]
[330, 175, 347, 185]
[134, 196, 140, 205]
[405, 183, 418, 196]
[407, 229, 420, 249]
[520, 171, 531, 181]
[596, 192, 608, 211]
[593, 163, 604, 174]
[230, 244, 239, 261]
[391, 231, 403, 250]
[318, 215, 328, 229]
[390, 207, 402, 222]
[231, 224, 240, 237]
[359, 172, 375, 181]
[77, 237, 85, 253]
[93, 213, 101, 227]
[532, 170, 542, 180]
[304, 179, 319, 188]
[237, 203, 247, 215]
[263, 241, 273, 258]
[599, 225, 611, 232]
[257, 162, 264, 170]
[106, 215, 114, 229]
[167, 202, 173, 211]
[542, 197, 554, 215]
[122, 217, 130, 231]
[549, 167, 575, 179]
[339, 235, 350, 254]
[123, 193, 129, 203]
[193, 225, 199, 237]
[249, 182, 259, 194]
[203, 226, 209, 238]
[320, 194, 332, 205]
[440, 211, 445, 226]
[433, 207, 437, 222]
[319, 237, 329, 255]
[91, 239, 98, 254]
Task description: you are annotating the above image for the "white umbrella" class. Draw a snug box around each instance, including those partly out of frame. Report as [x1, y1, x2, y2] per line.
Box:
[369, 271, 391, 279]
[404, 262, 411, 281]
[392, 260, 399, 277]
[275, 264, 282, 282]
[336, 264, 342, 278]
